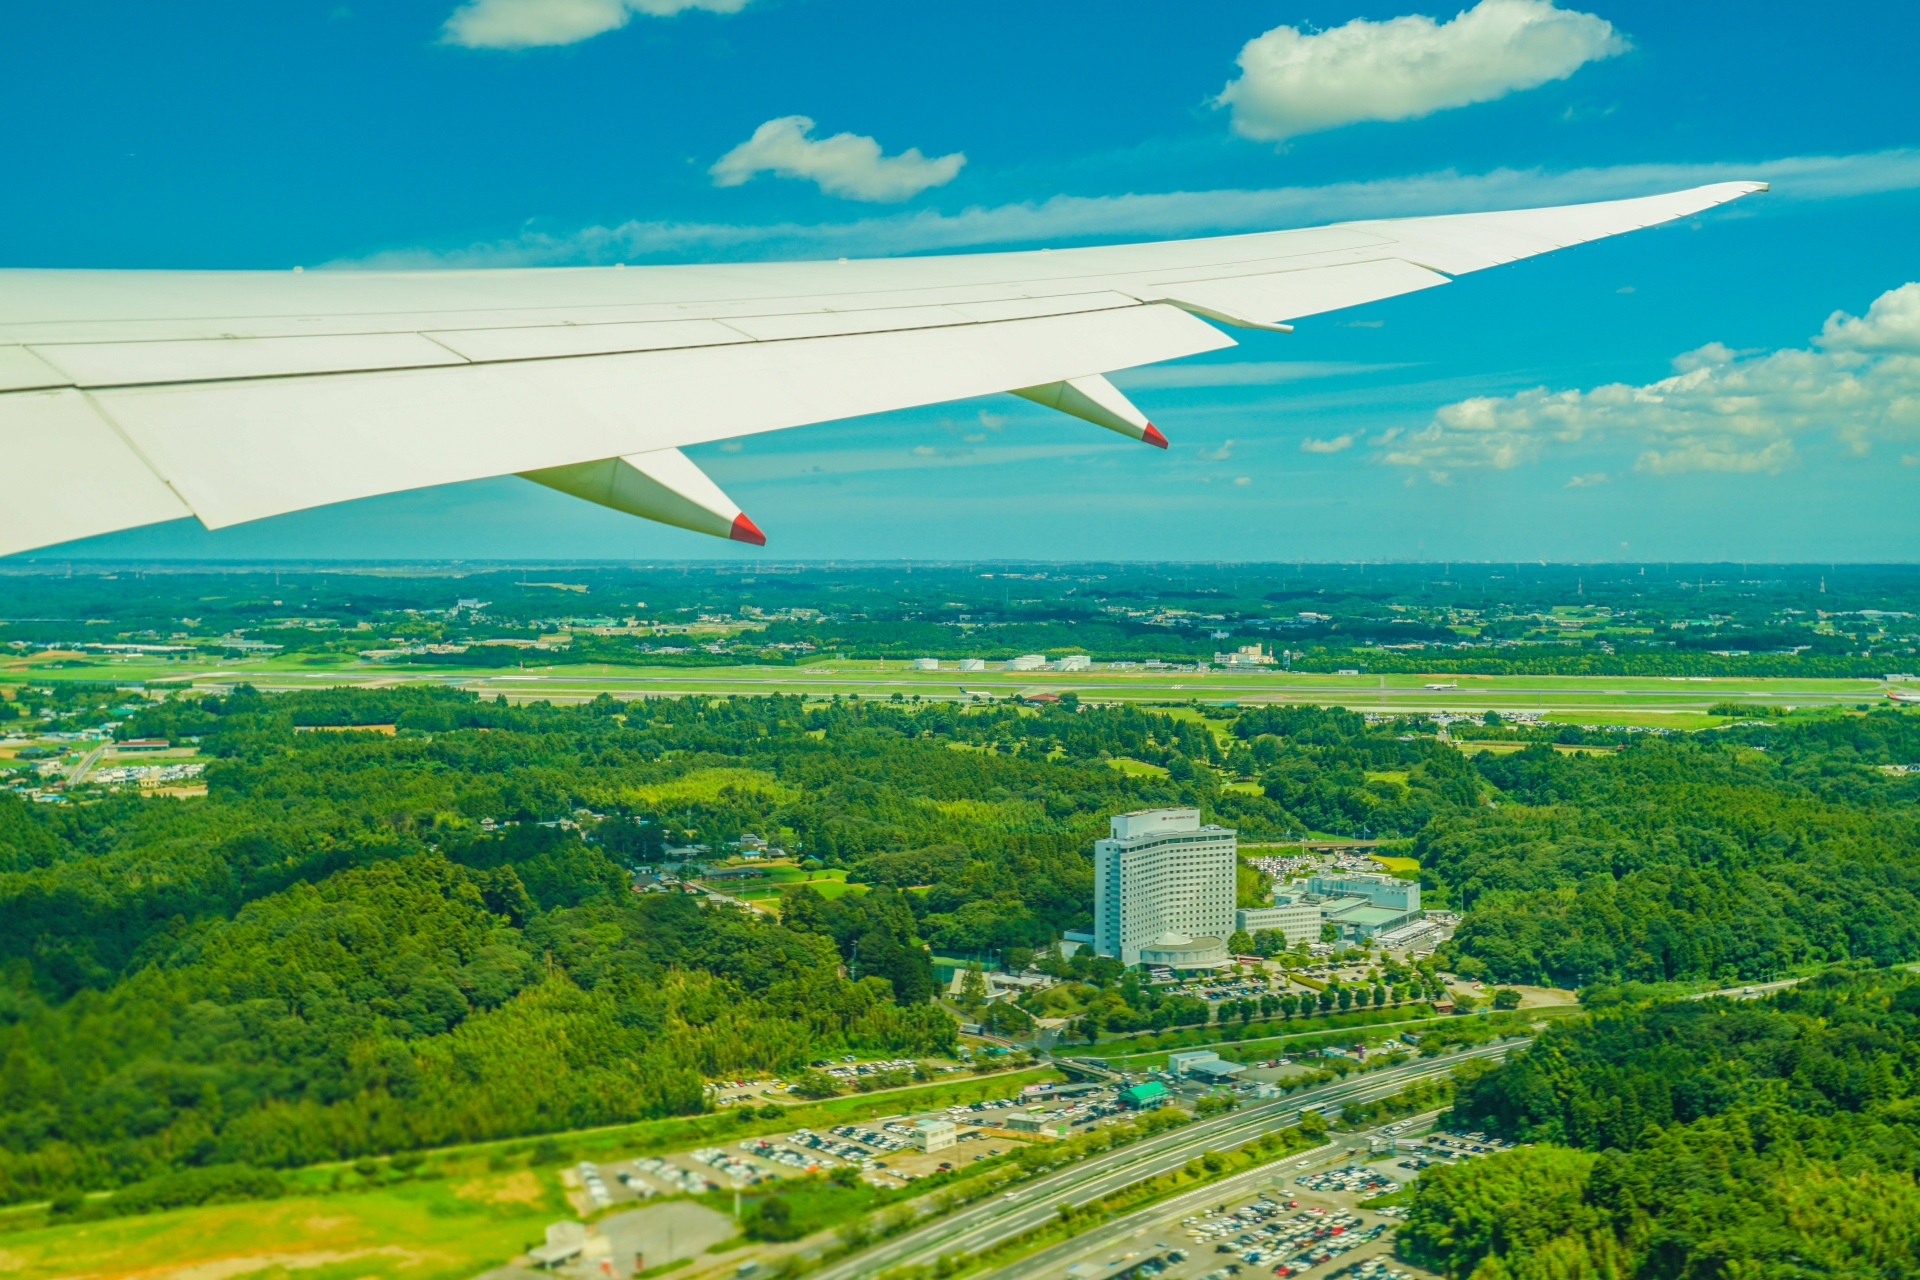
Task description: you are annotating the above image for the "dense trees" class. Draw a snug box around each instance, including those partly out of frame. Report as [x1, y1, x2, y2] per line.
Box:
[5, 671, 1920, 1224]
[1426, 714, 1920, 986]
[1405, 969, 1920, 1279]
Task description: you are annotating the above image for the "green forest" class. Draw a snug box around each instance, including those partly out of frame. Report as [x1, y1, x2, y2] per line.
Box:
[1403, 969, 1920, 1280]
[2, 679, 1919, 1219]
[3, 561, 1916, 679]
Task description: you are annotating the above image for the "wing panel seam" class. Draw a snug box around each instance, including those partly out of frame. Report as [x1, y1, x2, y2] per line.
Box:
[6, 304, 1148, 393]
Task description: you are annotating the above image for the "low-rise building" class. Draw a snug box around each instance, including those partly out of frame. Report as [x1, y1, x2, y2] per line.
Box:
[1237, 900, 1322, 945]
[1167, 1049, 1223, 1076]
[912, 1118, 957, 1153]
[1005, 1113, 1068, 1137]
[1214, 644, 1276, 666]
[1118, 1080, 1168, 1109]
[1056, 654, 1091, 671]
[1006, 654, 1047, 671]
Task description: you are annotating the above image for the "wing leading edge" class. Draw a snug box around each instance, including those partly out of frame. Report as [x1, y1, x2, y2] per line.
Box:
[0, 181, 1764, 556]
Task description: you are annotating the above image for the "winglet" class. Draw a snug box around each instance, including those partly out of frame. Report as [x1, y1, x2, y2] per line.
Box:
[520, 447, 762, 544]
[1011, 374, 1169, 447]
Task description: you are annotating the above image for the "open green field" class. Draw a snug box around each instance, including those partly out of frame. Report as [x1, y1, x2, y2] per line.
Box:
[0, 1067, 1067, 1280]
[0, 1176, 565, 1280]
[720, 875, 867, 913]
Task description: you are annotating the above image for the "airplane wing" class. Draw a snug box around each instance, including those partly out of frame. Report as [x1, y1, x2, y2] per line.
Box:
[0, 181, 1763, 555]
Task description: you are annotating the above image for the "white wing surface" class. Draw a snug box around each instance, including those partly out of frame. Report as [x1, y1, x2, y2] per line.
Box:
[0, 181, 1763, 555]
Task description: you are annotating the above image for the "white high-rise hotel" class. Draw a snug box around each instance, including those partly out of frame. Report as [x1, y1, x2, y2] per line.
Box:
[1093, 808, 1237, 968]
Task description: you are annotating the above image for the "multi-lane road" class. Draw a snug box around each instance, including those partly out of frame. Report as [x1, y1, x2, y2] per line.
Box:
[808, 1041, 1524, 1280]
[989, 1105, 1452, 1280]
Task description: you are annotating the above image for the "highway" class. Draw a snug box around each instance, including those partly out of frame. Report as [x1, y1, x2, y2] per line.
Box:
[809, 1041, 1523, 1280]
[987, 1106, 1450, 1280]
[63, 741, 109, 787]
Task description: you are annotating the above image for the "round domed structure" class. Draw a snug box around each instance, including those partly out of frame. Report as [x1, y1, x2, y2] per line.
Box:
[1136, 931, 1229, 970]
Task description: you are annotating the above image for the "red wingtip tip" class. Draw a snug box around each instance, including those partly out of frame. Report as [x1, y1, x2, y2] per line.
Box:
[728, 513, 767, 546]
[1142, 423, 1169, 449]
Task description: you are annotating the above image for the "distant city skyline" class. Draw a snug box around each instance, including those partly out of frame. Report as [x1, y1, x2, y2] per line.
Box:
[5, 0, 1916, 562]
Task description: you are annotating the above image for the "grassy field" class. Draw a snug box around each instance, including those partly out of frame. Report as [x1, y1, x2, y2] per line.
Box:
[621, 767, 798, 807]
[9, 651, 1895, 722]
[1536, 709, 1720, 730]
[0, 1068, 1069, 1280]
[0, 1175, 565, 1280]
[722, 877, 867, 914]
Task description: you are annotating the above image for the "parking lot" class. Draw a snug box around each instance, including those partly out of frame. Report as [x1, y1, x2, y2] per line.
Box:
[562, 1118, 1042, 1212]
[943, 1084, 1131, 1134]
[1026, 1115, 1468, 1280]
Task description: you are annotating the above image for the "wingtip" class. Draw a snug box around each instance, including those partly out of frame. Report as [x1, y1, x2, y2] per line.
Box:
[1142, 424, 1169, 449]
[729, 513, 767, 546]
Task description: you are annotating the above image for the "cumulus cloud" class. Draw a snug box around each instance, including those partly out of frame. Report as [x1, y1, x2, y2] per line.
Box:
[1217, 0, 1627, 143]
[1301, 433, 1358, 453]
[1382, 282, 1920, 480]
[441, 0, 747, 49]
[1565, 471, 1609, 487]
[1197, 440, 1237, 461]
[709, 117, 965, 203]
[335, 149, 1920, 269]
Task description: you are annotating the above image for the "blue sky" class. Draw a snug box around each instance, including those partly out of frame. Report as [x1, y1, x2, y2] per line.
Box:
[6, 0, 1918, 563]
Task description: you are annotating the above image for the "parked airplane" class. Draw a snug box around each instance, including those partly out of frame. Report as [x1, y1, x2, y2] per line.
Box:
[0, 182, 1763, 555]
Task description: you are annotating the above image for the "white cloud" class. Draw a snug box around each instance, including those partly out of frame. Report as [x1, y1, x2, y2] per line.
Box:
[1565, 471, 1609, 487]
[337, 149, 1920, 270]
[1301, 433, 1358, 453]
[1383, 282, 1920, 480]
[1233, 476, 1253, 486]
[1821, 284, 1920, 353]
[1197, 440, 1237, 461]
[1217, 0, 1627, 143]
[709, 117, 964, 203]
[440, 0, 747, 49]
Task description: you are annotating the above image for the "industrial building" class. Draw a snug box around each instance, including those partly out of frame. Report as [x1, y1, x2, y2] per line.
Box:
[1093, 808, 1236, 968]
[1305, 872, 1421, 912]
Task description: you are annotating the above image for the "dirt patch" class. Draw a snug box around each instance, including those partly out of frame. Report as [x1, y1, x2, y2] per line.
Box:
[454, 1172, 544, 1206]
